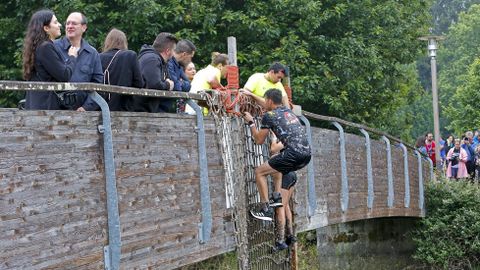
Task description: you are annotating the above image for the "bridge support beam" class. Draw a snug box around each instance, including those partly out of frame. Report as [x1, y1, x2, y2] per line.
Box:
[186, 99, 212, 244]
[332, 122, 348, 212]
[89, 92, 121, 270]
[415, 150, 425, 212]
[427, 156, 435, 181]
[299, 115, 316, 217]
[381, 136, 394, 208]
[398, 144, 410, 208]
[359, 129, 374, 209]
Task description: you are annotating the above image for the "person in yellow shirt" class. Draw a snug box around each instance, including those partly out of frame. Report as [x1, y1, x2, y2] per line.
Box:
[185, 52, 229, 114]
[241, 62, 290, 108]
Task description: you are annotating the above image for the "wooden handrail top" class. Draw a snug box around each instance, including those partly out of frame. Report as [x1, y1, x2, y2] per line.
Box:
[0, 80, 206, 100]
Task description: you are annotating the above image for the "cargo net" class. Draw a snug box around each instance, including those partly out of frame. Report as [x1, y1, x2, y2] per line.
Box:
[203, 66, 292, 269]
[243, 122, 291, 270]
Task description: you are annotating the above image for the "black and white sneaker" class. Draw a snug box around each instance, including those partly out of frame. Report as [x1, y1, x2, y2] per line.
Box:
[250, 207, 273, 221]
[269, 192, 283, 208]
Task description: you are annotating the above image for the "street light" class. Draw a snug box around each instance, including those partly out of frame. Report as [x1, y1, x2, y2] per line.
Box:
[418, 35, 445, 168]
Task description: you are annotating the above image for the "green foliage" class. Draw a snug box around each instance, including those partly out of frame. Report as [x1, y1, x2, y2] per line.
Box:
[179, 251, 237, 270]
[439, 4, 480, 134]
[445, 58, 480, 134]
[413, 179, 480, 269]
[0, 0, 432, 140]
[430, 0, 480, 35]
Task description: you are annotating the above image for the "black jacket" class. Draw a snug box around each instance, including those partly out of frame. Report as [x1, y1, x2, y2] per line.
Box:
[25, 40, 76, 110]
[131, 45, 172, 112]
[100, 49, 144, 111]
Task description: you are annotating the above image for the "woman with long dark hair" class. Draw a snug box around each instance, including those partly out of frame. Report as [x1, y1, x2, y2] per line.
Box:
[100, 28, 144, 111]
[23, 9, 78, 110]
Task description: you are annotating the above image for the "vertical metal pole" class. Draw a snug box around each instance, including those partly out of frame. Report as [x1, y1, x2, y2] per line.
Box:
[415, 150, 425, 211]
[427, 157, 434, 181]
[332, 122, 348, 212]
[359, 129, 374, 209]
[298, 115, 316, 217]
[431, 55, 441, 168]
[186, 99, 212, 244]
[89, 92, 121, 270]
[399, 144, 410, 208]
[381, 136, 394, 208]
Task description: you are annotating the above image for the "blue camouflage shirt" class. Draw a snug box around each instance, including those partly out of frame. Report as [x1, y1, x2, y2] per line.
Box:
[261, 106, 311, 155]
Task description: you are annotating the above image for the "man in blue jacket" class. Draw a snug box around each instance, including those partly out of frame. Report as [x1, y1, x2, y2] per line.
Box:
[168, 39, 196, 113]
[54, 12, 103, 111]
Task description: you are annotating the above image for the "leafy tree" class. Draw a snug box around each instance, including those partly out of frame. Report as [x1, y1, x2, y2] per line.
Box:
[413, 180, 480, 268]
[438, 4, 480, 134]
[431, 0, 480, 35]
[444, 58, 480, 134]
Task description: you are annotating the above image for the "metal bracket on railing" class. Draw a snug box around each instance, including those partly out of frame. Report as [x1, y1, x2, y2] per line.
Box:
[398, 144, 410, 208]
[359, 129, 374, 209]
[381, 136, 394, 208]
[89, 92, 121, 270]
[186, 100, 212, 244]
[415, 150, 425, 211]
[332, 122, 348, 212]
[299, 115, 316, 217]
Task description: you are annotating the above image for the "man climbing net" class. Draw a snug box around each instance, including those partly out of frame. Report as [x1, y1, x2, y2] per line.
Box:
[242, 88, 311, 223]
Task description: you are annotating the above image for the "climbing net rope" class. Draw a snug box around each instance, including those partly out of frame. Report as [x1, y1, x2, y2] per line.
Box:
[204, 84, 292, 269]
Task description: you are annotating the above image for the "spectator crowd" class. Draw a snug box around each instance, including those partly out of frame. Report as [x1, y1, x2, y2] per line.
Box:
[22, 9, 290, 116]
[416, 131, 480, 181]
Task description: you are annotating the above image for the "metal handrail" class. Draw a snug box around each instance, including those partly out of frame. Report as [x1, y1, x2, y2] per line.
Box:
[302, 111, 419, 153]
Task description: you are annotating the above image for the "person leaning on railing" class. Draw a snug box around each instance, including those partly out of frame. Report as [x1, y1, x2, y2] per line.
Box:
[185, 52, 229, 115]
[131, 32, 177, 113]
[23, 9, 78, 110]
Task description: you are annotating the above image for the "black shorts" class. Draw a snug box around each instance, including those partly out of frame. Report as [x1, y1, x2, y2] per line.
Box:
[268, 148, 311, 175]
[282, 171, 297, 190]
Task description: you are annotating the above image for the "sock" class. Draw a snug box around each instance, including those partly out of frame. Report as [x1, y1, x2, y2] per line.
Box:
[263, 202, 270, 212]
[286, 218, 293, 237]
[276, 221, 285, 243]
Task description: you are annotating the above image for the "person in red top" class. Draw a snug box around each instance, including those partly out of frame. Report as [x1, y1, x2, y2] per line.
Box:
[425, 132, 436, 166]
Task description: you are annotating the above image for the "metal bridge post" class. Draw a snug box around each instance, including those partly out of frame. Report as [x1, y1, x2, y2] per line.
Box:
[398, 144, 410, 208]
[89, 92, 121, 270]
[332, 122, 348, 212]
[427, 157, 435, 181]
[415, 150, 425, 211]
[381, 136, 394, 208]
[359, 129, 374, 210]
[186, 100, 212, 244]
[299, 115, 316, 217]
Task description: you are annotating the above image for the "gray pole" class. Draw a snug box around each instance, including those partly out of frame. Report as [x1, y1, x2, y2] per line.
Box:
[431, 56, 441, 168]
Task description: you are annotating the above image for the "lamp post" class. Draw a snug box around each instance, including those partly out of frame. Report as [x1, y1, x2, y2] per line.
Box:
[419, 35, 445, 168]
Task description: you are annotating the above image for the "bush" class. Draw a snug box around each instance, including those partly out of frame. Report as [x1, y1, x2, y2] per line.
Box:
[412, 179, 480, 269]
